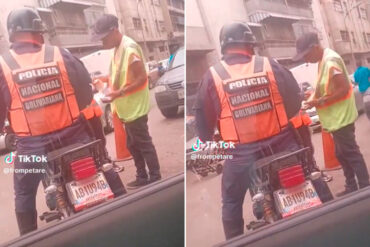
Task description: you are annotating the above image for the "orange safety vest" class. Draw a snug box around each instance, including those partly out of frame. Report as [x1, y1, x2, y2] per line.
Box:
[81, 99, 103, 119]
[211, 56, 288, 144]
[0, 45, 81, 136]
[290, 110, 312, 128]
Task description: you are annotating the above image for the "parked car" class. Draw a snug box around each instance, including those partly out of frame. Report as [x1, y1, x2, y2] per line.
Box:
[145, 61, 160, 89]
[155, 47, 184, 118]
[80, 51, 115, 134]
[91, 73, 114, 133]
[0, 119, 16, 152]
[158, 58, 169, 77]
[299, 82, 321, 131]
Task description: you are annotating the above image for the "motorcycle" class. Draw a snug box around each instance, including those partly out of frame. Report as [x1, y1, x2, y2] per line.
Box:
[0, 119, 16, 152]
[247, 147, 334, 230]
[186, 117, 224, 177]
[186, 137, 224, 177]
[40, 139, 116, 222]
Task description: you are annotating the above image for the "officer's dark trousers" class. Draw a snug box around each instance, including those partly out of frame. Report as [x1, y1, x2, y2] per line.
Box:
[14, 118, 124, 235]
[124, 115, 161, 180]
[331, 123, 370, 189]
[222, 128, 299, 240]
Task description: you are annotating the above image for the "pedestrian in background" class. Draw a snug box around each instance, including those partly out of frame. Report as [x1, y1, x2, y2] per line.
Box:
[293, 32, 369, 196]
[354, 65, 370, 119]
[91, 14, 161, 189]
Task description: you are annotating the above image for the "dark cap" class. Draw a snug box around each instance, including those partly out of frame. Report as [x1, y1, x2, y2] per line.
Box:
[91, 14, 119, 42]
[292, 32, 319, 62]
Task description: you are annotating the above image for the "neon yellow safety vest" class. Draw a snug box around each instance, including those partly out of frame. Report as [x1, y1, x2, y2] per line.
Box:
[315, 48, 357, 132]
[110, 35, 149, 122]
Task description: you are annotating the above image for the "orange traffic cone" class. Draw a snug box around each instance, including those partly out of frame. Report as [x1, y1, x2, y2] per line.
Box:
[322, 130, 341, 170]
[112, 112, 131, 160]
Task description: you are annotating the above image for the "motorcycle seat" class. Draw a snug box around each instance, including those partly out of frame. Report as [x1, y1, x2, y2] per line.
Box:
[253, 147, 309, 170]
[47, 140, 101, 163]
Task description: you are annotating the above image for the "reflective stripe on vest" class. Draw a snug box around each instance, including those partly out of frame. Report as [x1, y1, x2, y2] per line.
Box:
[0, 45, 81, 136]
[211, 56, 289, 144]
[81, 99, 103, 119]
[315, 52, 353, 109]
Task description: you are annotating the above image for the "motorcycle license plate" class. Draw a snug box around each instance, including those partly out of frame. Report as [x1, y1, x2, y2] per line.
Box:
[273, 180, 322, 218]
[66, 172, 114, 212]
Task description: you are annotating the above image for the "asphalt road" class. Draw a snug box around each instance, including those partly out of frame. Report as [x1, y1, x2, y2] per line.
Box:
[186, 113, 370, 247]
[0, 90, 184, 244]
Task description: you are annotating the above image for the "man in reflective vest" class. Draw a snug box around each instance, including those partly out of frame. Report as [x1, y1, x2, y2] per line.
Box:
[294, 32, 369, 196]
[194, 22, 302, 239]
[0, 8, 125, 235]
[91, 14, 161, 188]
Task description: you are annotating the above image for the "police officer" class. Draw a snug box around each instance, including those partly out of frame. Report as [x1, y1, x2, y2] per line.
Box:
[194, 22, 302, 239]
[0, 8, 125, 235]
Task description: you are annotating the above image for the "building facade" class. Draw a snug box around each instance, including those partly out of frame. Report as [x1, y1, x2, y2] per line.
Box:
[0, 0, 109, 57]
[160, 0, 185, 53]
[186, 0, 319, 115]
[243, 0, 316, 66]
[316, 0, 370, 73]
[112, 0, 171, 62]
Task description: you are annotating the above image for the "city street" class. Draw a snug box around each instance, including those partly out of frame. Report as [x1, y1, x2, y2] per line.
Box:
[186, 113, 370, 247]
[0, 90, 184, 244]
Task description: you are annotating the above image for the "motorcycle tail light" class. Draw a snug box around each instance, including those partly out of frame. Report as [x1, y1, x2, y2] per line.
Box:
[70, 157, 97, 181]
[278, 165, 305, 188]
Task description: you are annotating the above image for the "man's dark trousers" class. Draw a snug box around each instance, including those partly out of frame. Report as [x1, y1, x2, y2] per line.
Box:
[222, 128, 299, 239]
[125, 115, 161, 180]
[331, 123, 369, 189]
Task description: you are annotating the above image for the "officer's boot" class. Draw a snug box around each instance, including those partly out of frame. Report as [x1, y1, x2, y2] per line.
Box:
[15, 211, 38, 235]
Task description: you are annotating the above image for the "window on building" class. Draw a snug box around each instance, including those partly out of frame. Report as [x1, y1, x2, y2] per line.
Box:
[367, 58, 370, 64]
[132, 18, 142, 30]
[143, 19, 148, 32]
[351, 31, 356, 44]
[344, 59, 350, 66]
[340, 30, 350, 41]
[363, 32, 367, 44]
[367, 33, 370, 43]
[155, 20, 160, 33]
[333, 0, 343, 12]
[148, 43, 154, 53]
[52, 9, 87, 28]
[358, 8, 367, 19]
[159, 21, 166, 32]
[159, 46, 165, 52]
